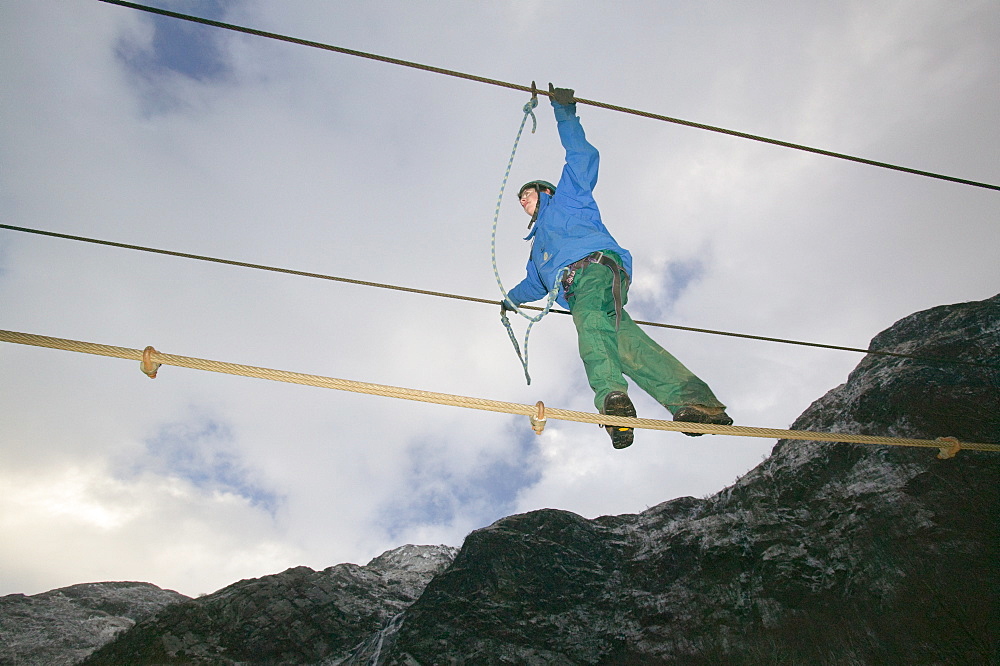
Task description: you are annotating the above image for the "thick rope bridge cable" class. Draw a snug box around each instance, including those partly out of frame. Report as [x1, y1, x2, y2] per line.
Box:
[95, 0, 999, 192]
[4, 223, 997, 372]
[2, 329, 997, 458]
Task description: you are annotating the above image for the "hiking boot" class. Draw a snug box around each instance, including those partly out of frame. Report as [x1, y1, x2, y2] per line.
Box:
[673, 405, 733, 437]
[601, 391, 636, 449]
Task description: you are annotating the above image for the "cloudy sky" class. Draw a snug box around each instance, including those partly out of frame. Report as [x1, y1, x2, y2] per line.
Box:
[2, 0, 997, 598]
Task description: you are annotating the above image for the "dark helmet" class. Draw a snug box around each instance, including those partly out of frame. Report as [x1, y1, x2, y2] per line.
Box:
[518, 180, 556, 198]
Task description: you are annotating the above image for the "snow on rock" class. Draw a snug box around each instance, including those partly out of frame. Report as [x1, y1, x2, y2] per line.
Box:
[80, 545, 457, 665]
[0, 582, 188, 666]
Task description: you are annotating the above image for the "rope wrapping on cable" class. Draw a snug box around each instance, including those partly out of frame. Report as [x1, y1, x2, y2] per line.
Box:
[3, 328, 998, 459]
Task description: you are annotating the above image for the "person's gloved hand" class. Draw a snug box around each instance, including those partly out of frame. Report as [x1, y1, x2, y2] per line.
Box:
[548, 83, 575, 105]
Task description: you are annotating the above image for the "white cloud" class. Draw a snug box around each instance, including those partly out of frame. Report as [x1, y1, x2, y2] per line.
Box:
[1, 0, 996, 597]
[0, 461, 300, 596]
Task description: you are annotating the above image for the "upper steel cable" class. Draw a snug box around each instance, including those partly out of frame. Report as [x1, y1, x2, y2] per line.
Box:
[3, 223, 997, 371]
[94, 0, 999, 192]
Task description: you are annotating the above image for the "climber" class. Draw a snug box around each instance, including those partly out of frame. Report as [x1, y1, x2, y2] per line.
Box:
[502, 84, 732, 448]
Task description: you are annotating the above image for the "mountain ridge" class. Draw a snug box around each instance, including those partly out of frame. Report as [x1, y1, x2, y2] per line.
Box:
[0, 582, 189, 666]
[4, 293, 997, 665]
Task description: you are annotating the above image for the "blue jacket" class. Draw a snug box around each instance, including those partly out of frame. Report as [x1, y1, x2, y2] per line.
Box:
[506, 99, 632, 310]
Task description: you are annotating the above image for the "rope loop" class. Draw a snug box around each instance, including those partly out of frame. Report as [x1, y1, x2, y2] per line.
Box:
[936, 436, 962, 459]
[140, 345, 161, 378]
[530, 400, 547, 434]
[523, 81, 538, 133]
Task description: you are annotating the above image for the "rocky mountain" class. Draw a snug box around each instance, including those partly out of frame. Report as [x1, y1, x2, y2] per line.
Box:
[79, 544, 458, 665]
[0, 582, 189, 665]
[379, 294, 999, 665]
[6, 294, 998, 665]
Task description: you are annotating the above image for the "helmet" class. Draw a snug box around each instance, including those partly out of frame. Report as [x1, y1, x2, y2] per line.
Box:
[518, 180, 556, 198]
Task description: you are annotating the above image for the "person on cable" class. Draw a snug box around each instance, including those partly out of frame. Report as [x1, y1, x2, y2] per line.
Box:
[503, 84, 732, 449]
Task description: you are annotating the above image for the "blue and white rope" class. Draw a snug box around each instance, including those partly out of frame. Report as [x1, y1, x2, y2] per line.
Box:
[490, 94, 563, 385]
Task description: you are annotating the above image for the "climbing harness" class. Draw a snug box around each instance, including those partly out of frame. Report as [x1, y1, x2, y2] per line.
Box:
[491, 84, 564, 384]
[563, 251, 630, 331]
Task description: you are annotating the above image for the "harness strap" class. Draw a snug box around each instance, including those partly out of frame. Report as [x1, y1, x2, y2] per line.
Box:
[601, 254, 627, 331]
[564, 251, 630, 330]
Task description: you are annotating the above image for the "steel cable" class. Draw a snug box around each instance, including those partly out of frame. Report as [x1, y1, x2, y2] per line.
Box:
[3, 223, 997, 371]
[94, 0, 999, 192]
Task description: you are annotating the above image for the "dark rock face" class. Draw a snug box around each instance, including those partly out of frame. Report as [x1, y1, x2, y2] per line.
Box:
[11, 294, 1000, 665]
[0, 582, 189, 665]
[381, 294, 999, 664]
[80, 545, 457, 665]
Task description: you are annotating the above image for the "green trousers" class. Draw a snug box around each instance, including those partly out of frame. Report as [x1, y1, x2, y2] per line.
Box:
[567, 261, 726, 414]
